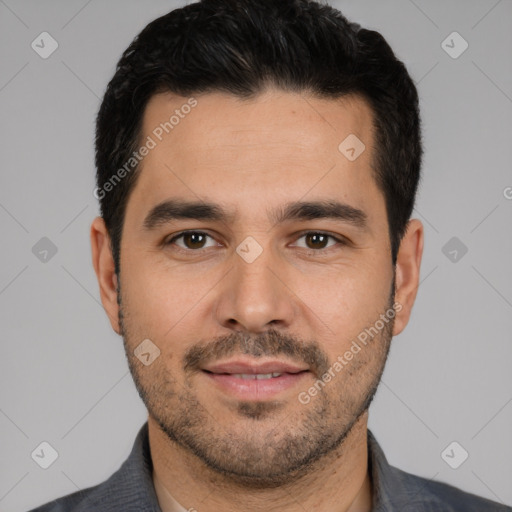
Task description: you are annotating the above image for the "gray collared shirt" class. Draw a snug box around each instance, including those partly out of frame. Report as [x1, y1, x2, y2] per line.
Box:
[28, 422, 511, 511]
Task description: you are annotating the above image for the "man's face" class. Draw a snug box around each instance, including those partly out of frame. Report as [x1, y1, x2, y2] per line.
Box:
[115, 90, 398, 485]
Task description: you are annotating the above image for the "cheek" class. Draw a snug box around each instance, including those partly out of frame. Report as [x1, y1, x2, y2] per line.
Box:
[119, 252, 192, 336]
[299, 262, 393, 350]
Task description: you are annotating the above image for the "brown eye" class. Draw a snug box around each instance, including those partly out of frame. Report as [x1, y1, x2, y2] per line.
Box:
[304, 233, 330, 249]
[292, 231, 343, 252]
[167, 231, 216, 250]
[182, 232, 207, 249]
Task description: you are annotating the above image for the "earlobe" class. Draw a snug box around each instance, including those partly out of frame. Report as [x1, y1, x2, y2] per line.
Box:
[392, 219, 424, 336]
[90, 216, 122, 334]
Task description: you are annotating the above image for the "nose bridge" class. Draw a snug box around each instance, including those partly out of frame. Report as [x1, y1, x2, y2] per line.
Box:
[214, 235, 295, 332]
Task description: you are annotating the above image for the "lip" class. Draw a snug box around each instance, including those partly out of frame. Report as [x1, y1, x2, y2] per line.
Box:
[201, 359, 310, 400]
[202, 359, 308, 375]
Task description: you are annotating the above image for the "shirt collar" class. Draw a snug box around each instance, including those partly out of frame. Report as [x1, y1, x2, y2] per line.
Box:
[366, 430, 449, 512]
[114, 422, 442, 511]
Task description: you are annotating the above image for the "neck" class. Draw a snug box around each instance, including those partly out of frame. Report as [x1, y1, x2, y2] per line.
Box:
[149, 412, 372, 512]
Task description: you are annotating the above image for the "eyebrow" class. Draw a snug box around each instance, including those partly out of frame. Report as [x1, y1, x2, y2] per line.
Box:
[142, 199, 368, 231]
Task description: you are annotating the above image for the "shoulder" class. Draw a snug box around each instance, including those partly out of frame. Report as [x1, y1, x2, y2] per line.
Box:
[25, 422, 160, 511]
[389, 465, 512, 512]
[367, 430, 511, 511]
[26, 484, 103, 512]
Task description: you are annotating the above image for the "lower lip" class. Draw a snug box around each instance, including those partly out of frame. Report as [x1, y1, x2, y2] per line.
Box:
[202, 371, 310, 400]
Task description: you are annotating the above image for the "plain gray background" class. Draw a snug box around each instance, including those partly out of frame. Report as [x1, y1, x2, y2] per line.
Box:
[1, 0, 511, 510]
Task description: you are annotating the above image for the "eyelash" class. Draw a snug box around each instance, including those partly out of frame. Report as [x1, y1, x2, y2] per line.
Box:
[164, 230, 347, 255]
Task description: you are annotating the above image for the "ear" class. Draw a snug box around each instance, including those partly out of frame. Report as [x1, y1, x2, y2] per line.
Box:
[90, 216, 121, 334]
[392, 219, 424, 336]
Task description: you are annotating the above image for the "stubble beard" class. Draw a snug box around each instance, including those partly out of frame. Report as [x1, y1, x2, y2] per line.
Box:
[117, 276, 394, 487]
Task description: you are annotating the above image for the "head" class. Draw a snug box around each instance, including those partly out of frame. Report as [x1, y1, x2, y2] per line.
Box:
[91, 0, 423, 486]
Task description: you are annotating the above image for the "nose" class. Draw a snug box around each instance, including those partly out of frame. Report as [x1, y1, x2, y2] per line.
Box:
[213, 241, 297, 333]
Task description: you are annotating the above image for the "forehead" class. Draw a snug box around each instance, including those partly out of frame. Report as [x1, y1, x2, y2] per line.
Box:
[128, 89, 381, 222]
[142, 89, 373, 154]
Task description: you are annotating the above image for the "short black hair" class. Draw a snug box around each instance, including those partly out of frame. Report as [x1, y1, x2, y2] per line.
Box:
[95, 0, 422, 274]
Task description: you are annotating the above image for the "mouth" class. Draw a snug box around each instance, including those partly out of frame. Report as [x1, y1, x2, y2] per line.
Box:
[201, 359, 311, 400]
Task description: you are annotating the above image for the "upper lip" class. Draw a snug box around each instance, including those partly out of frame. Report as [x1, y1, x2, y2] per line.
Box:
[202, 360, 308, 375]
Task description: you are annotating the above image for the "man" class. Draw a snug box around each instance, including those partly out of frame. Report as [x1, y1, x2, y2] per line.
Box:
[29, 0, 510, 510]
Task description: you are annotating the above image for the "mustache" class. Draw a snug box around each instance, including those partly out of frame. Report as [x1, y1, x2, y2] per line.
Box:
[183, 328, 330, 377]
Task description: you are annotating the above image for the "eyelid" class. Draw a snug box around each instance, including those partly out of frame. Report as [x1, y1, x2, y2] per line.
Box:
[290, 230, 348, 252]
[165, 229, 348, 253]
[165, 230, 219, 250]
